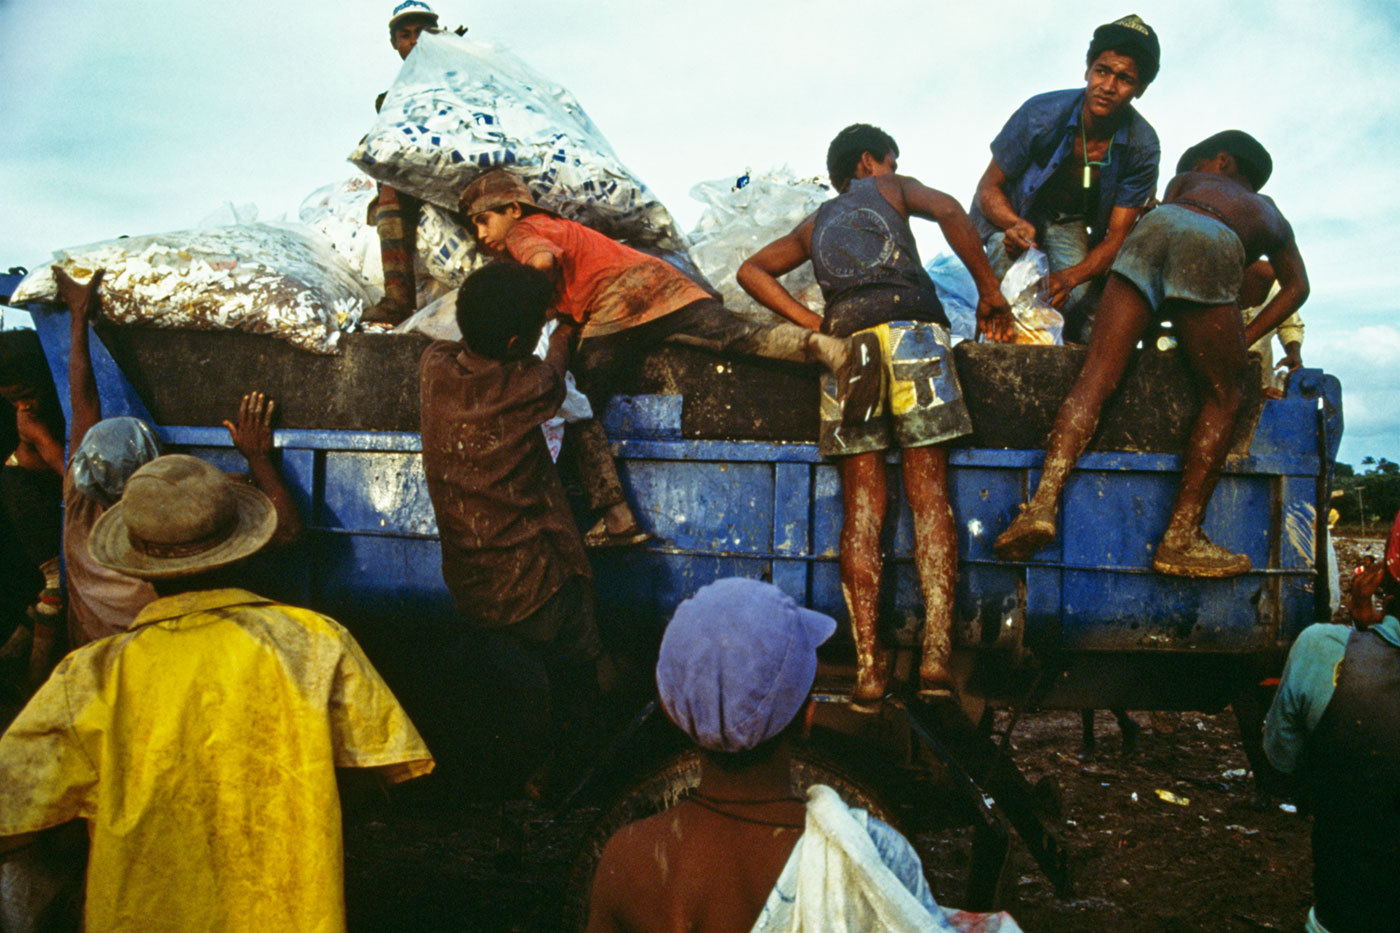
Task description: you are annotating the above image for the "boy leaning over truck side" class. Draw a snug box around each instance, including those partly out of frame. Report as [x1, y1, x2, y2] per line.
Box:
[737, 124, 1013, 708]
[460, 169, 883, 548]
[994, 130, 1310, 577]
[418, 262, 609, 794]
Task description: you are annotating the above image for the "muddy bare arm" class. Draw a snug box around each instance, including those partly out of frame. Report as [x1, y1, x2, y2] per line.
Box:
[57, 266, 106, 455]
[1044, 205, 1141, 309]
[899, 177, 1014, 342]
[974, 159, 1036, 255]
[223, 392, 303, 547]
[737, 218, 824, 331]
[1244, 242, 1309, 347]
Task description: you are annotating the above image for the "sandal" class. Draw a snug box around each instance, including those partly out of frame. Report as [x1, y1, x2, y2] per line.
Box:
[583, 519, 653, 549]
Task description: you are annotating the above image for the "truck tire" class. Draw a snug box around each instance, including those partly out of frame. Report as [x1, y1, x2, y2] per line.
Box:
[560, 743, 901, 931]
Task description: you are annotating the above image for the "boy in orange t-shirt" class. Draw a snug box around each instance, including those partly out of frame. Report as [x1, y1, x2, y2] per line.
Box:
[460, 169, 878, 546]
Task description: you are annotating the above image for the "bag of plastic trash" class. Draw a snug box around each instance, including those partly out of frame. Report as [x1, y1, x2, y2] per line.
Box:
[349, 30, 685, 251]
[997, 248, 1063, 346]
[396, 290, 592, 461]
[686, 168, 828, 321]
[11, 224, 371, 354]
[924, 253, 979, 341]
[299, 176, 385, 292]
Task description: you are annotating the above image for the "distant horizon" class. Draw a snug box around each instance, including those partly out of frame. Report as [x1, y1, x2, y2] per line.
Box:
[3, 0, 1396, 463]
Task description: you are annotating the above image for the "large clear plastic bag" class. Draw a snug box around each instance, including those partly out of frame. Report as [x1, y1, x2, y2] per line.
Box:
[11, 223, 371, 354]
[686, 169, 828, 321]
[349, 31, 685, 251]
[298, 176, 386, 297]
[924, 253, 979, 341]
[396, 291, 591, 461]
[997, 248, 1064, 346]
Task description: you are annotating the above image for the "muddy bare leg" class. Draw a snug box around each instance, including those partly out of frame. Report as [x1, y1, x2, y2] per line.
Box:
[1153, 301, 1250, 577]
[565, 420, 644, 540]
[902, 445, 957, 698]
[995, 275, 1154, 561]
[838, 452, 888, 710]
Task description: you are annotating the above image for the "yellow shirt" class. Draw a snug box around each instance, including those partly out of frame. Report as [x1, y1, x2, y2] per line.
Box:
[0, 588, 434, 933]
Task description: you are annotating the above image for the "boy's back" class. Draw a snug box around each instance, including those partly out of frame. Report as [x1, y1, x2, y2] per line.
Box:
[1165, 171, 1292, 261]
[418, 341, 588, 626]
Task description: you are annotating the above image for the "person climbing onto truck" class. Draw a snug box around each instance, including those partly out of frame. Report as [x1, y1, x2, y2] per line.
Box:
[419, 261, 611, 796]
[1263, 507, 1400, 933]
[585, 577, 1022, 933]
[461, 167, 883, 548]
[0, 452, 434, 933]
[53, 266, 302, 648]
[994, 130, 1310, 577]
[971, 14, 1161, 343]
[737, 124, 1013, 708]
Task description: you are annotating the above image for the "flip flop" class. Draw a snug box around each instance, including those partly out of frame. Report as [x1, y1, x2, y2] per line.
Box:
[583, 519, 653, 549]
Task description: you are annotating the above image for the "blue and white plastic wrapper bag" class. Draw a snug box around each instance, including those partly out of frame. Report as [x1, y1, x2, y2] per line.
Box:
[686, 168, 829, 321]
[349, 31, 685, 252]
[12, 223, 372, 354]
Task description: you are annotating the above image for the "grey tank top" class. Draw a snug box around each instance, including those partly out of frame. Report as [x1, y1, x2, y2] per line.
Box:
[810, 177, 947, 338]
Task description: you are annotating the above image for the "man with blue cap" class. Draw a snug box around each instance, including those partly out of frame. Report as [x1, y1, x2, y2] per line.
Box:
[585, 577, 1019, 932]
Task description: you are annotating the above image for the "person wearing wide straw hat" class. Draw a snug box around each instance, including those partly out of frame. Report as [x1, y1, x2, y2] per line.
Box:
[1264, 508, 1400, 933]
[585, 577, 1020, 933]
[0, 453, 434, 933]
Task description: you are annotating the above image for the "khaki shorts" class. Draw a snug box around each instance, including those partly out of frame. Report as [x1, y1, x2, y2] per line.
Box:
[818, 320, 972, 457]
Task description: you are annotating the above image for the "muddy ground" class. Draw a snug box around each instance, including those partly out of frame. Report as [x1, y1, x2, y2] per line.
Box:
[337, 533, 1387, 933]
[3, 534, 1384, 931]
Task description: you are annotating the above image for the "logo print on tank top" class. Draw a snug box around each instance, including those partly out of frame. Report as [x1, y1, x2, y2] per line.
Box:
[814, 207, 895, 279]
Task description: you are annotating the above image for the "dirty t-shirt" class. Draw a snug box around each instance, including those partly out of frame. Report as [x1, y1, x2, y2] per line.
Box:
[503, 214, 709, 339]
[419, 341, 590, 626]
[62, 466, 156, 646]
[0, 588, 434, 933]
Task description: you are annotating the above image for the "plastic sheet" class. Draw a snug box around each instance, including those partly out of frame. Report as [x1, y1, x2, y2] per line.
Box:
[924, 253, 979, 340]
[997, 248, 1064, 346]
[686, 169, 828, 320]
[11, 223, 371, 354]
[350, 31, 685, 251]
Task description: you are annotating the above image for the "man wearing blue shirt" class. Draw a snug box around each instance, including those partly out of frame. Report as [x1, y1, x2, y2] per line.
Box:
[972, 15, 1161, 342]
[1264, 510, 1400, 933]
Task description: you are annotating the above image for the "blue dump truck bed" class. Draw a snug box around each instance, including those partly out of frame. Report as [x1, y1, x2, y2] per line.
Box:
[21, 304, 1344, 907]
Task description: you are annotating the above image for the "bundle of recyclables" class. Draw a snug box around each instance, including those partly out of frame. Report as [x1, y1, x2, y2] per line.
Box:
[11, 224, 371, 354]
[686, 169, 829, 321]
[349, 30, 686, 253]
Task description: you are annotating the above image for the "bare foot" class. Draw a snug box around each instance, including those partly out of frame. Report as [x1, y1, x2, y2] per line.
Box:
[917, 656, 956, 703]
[361, 298, 413, 325]
[993, 501, 1056, 561]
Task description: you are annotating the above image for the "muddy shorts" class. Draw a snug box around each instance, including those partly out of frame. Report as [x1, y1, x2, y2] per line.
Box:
[818, 320, 972, 457]
[1110, 204, 1246, 313]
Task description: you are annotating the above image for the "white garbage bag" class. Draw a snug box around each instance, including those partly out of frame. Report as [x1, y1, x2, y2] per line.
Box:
[686, 169, 828, 321]
[11, 223, 371, 354]
[752, 785, 1023, 933]
[349, 30, 685, 251]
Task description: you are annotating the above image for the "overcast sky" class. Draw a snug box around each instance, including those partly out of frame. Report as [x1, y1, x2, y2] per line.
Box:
[2, 0, 1396, 465]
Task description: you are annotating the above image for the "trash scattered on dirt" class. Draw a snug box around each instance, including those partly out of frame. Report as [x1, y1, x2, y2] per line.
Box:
[1155, 789, 1190, 806]
[1222, 768, 1248, 778]
[1279, 802, 1298, 814]
[1226, 824, 1260, 835]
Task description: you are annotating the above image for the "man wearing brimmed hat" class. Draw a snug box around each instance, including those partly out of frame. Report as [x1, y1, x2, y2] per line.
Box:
[972, 14, 1162, 343]
[0, 453, 433, 933]
[51, 266, 301, 648]
[1264, 509, 1400, 933]
[995, 129, 1310, 579]
[462, 168, 883, 548]
[585, 578, 1018, 932]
